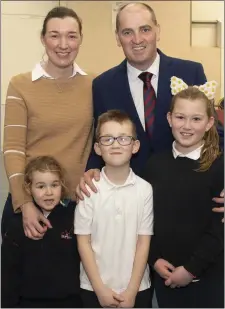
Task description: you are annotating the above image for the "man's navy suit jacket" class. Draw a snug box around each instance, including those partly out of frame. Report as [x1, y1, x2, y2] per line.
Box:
[87, 50, 224, 175]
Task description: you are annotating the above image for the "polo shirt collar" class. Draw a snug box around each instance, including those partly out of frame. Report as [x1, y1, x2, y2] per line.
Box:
[101, 167, 136, 188]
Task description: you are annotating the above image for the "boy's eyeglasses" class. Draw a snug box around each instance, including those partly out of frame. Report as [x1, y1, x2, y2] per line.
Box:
[98, 136, 135, 146]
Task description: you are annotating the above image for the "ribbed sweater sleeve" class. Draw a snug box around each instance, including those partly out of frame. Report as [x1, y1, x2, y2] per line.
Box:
[3, 77, 32, 211]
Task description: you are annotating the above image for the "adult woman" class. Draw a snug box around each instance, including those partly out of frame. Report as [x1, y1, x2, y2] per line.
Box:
[2, 6, 94, 239]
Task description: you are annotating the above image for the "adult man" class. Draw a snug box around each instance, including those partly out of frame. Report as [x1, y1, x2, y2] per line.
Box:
[79, 2, 223, 184]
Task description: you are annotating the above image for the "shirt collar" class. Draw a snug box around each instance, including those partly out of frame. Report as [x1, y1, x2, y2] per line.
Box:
[32, 62, 87, 81]
[127, 52, 160, 81]
[101, 167, 136, 189]
[172, 141, 204, 160]
[42, 209, 51, 218]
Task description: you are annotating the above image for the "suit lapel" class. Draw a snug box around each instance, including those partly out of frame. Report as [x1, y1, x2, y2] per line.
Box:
[116, 60, 145, 133]
[156, 50, 173, 110]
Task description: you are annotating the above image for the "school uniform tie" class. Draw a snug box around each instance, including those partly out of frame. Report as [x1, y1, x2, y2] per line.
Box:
[138, 72, 156, 137]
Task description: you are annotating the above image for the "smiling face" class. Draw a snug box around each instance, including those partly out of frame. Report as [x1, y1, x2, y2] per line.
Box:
[30, 171, 62, 211]
[41, 16, 82, 70]
[167, 98, 214, 154]
[116, 4, 160, 71]
[94, 120, 140, 168]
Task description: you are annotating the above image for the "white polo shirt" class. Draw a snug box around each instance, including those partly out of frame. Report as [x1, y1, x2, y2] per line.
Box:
[74, 168, 154, 293]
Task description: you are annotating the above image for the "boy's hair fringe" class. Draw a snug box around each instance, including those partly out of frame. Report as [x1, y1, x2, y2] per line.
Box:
[95, 109, 137, 141]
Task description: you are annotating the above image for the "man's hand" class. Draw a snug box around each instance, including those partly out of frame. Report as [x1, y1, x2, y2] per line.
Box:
[75, 169, 100, 201]
[212, 189, 224, 222]
[119, 289, 136, 308]
[154, 258, 175, 279]
[21, 201, 52, 240]
[165, 266, 193, 288]
[96, 286, 123, 308]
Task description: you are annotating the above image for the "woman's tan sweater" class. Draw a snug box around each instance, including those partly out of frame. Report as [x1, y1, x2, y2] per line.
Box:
[3, 72, 94, 211]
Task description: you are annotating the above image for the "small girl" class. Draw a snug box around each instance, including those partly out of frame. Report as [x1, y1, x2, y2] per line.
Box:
[143, 78, 224, 308]
[1, 156, 82, 308]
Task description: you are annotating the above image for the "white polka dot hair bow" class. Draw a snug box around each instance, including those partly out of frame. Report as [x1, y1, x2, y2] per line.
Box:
[170, 76, 218, 100]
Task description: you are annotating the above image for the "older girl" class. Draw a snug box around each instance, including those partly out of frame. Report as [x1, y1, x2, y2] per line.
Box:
[144, 79, 224, 308]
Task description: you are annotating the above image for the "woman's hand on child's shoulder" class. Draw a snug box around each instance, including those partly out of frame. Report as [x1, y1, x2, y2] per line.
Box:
[21, 201, 52, 240]
[75, 169, 100, 201]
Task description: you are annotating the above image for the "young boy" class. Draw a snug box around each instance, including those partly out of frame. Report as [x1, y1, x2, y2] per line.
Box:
[74, 110, 154, 308]
[1, 156, 81, 308]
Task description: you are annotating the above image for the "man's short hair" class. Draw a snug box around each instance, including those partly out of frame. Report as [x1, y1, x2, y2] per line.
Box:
[116, 2, 158, 32]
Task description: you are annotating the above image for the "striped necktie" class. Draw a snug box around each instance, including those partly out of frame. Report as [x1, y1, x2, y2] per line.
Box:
[139, 72, 156, 137]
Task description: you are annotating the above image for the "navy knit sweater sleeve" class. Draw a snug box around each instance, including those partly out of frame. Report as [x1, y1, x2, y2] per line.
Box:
[142, 152, 224, 277]
[183, 155, 224, 277]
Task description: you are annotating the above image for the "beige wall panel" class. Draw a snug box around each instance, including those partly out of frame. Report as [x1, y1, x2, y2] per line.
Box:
[191, 0, 224, 96]
[68, 1, 124, 75]
[1, 1, 59, 16]
[1, 15, 45, 102]
[1, 1, 59, 149]
[1, 14, 46, 149]
[185, 47, 221, 101]
[192, 1, 224, 23]
[69, 1, 192, 75]
[69, 1, 220, 98]
[192, 24, 217, 47]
